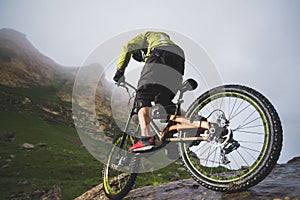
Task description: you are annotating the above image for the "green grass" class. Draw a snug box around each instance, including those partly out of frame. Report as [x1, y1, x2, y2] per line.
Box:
[0, 111, 192, 199]
[0, 112, 101, 199]
[135, 165, 190, 188]
[0, 83, 63, 103]
[0, 84, 192, 199]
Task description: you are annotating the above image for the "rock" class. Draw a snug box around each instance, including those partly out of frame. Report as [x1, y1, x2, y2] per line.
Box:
[2, 132, 15, 141]
[178, 167, 185, 171]
[167, 172, 181, 181]
[9, 190, 45, 200]
[1, 164, 11, 168]
[17, 180, 30, 186]
[174, 172, 181, 180]
[75, 184, 105, 200]
[9, 192, 31, 200]
[287, 156, 300, 164]
[174, 161, 182, 165]
[31, 190, 44, 199]
[10, 154, 16, 158]
[76, 161, 300, 200]
[21, 97, 31, 104]
[36, 142, 48, 147]
[83, 181, 88, 186]
[21, 143, 35, 150]
[40, 184, 62, 200]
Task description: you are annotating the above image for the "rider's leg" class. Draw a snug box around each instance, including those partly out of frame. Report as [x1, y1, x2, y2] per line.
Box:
[129, 104, 155, 151]
[138, 107, 151, 137]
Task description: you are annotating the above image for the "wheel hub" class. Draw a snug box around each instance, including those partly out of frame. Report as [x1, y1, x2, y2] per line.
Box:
[207, 112, 231, 147]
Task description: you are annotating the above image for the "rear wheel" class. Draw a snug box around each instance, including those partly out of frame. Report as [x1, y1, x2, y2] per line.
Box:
[179, 84, 282, 192]
[103, 134, 139, 199]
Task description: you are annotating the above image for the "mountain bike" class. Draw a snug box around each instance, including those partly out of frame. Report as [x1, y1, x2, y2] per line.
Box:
[103, 79, 282, 200]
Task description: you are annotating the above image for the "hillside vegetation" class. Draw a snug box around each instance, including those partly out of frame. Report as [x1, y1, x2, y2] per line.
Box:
[0, 28, 190, 199]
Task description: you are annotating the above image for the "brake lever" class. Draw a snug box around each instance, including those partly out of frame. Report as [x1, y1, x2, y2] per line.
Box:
[116, 81, 130, 97]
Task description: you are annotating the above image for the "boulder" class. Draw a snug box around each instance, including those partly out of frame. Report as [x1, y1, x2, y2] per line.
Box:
[21, 143, 35, 150]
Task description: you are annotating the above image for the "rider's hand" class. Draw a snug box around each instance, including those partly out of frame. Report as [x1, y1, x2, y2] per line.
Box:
[113, 69, 125, 83]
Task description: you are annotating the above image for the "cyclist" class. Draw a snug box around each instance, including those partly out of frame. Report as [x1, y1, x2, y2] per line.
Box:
[113, 31, 185, 152]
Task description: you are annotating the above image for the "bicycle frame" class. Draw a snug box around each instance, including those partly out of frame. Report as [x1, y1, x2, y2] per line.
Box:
[118, 81, 210, 146]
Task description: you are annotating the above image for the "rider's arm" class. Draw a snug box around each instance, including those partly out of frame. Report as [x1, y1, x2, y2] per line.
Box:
[117, 33, 146, 72]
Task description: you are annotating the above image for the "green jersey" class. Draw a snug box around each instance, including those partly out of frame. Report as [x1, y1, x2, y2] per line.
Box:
[117, 31, 175, 71]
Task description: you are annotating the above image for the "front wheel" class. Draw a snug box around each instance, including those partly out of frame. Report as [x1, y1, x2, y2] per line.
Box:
[179, 85, 282, 192]
[103, 134, 139, 199]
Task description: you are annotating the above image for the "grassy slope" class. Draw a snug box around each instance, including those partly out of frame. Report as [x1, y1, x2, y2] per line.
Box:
[0, 84, 101, 199]
[0, 84, 191, 199]
[0, 112, 101, 199]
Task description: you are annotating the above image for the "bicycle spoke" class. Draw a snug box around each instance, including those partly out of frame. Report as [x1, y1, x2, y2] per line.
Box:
[193, 142, 210, 154]
[211, 147, 218, 174]
[234, 117, 262, 131]
[229, 99, 245, 121]
[241, 146, 258, 160]
[229, 153, 239, 169]
[236, 149, 250, 167]
[235, 124, 264, 130]
[234, 130, 265, 135]
[230, 104, 251, 121]
[237, 140, 263, 144]
[227, 97, 231, 119]
[204, 146, 212, 166]
[219, 97, 224, 111]
[228, 162, 233, 171]
[199, 157, 223, 165]
[229, 97, 238, 120]
[209, 100, 219, 121]
[240, 145, 261, 153]
[204, 106, 214, 118]
[204, 146, 221, 166]
[235, 110, 256, 129]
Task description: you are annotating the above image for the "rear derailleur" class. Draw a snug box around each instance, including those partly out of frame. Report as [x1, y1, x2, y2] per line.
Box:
[221, 137, 240, 165]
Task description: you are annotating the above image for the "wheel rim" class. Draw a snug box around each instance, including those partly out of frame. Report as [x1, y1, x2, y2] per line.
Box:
[184, 91, 270, 183]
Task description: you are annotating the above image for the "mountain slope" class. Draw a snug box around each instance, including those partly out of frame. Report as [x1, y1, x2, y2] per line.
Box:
[0, 28, 122, 199]
[0, 28, 107, 199]
[0, 28, 62, 87]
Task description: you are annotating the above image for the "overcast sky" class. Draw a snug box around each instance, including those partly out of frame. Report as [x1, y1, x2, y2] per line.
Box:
[0, 0, 299, 163]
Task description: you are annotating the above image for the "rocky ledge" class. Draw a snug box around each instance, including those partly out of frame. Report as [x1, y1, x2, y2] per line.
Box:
[76, 158, 300, 200]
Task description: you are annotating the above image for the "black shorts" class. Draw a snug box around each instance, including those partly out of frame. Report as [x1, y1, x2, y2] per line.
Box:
[135, 45, 185, 112]
[135, 84, 175, 111]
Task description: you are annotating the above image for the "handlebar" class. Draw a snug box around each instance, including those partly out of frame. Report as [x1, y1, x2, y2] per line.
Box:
[116, 81, 137, 92]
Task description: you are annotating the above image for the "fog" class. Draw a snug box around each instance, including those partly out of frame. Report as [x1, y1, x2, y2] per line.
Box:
[1, 0, 299, 163]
